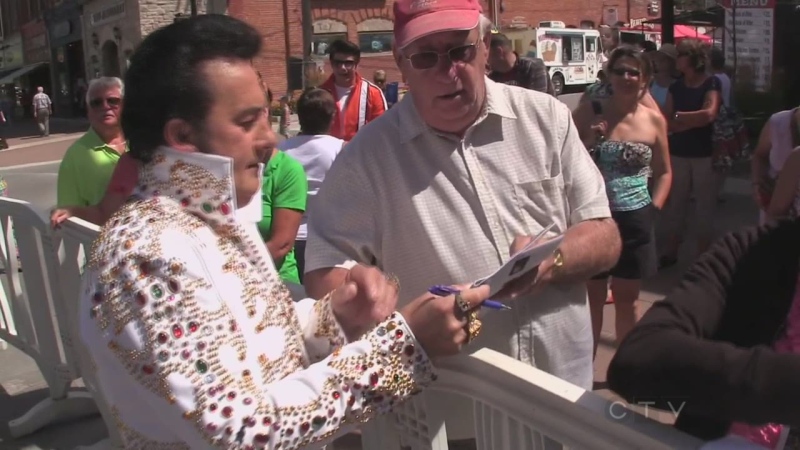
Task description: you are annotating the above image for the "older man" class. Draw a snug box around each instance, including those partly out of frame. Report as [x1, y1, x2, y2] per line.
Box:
[305, 0, 621, 438]
[56, 77, 126, 207]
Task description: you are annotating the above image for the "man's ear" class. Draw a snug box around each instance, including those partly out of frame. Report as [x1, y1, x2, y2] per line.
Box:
[163, 118, 198, 153]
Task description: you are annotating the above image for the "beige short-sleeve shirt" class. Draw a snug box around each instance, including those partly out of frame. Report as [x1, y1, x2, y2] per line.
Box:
[307, 79, 610, 392]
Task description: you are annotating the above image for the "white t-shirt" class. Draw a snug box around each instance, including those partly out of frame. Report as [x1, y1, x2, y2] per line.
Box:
[279, 134, 345, 240]
[335, 85, 352, 137]
[714, 72, 732, 108]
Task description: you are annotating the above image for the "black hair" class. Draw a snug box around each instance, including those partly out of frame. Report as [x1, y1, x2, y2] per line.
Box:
[122, 14, 262, 163]
[297, 88, 336, 135]
[709, 48, 725, 70]
[641, 40, 657, 53]
[607, 45, 653, 80]
[489, 33, 512, 49]
[327, 39, 360, 61]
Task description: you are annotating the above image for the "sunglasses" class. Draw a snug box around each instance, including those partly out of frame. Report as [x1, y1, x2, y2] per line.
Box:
[331, 59, 356, 69]
[405, 43, 478, 70]
[610, 67, 641, 78]
[89, 96, 122, 110]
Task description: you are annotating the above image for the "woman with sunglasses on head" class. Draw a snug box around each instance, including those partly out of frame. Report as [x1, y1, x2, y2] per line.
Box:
[659, 39, 722, 268]
[572, 45, 672, 358]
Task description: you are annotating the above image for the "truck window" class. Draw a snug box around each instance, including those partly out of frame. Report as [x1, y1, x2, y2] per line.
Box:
[562, 35, 585, 62]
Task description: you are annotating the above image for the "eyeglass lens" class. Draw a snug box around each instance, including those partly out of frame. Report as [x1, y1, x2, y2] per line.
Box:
[409, 44, 477, 70]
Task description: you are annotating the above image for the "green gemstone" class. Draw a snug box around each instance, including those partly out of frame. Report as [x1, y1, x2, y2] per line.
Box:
[311, 416, 326, 429]
[202, 203, 213, 213]
[151, 284, 164, 298]
[195, 359, 208, 374]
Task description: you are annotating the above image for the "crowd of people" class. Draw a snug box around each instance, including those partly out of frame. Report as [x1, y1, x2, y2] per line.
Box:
[28, 0, 800, 448]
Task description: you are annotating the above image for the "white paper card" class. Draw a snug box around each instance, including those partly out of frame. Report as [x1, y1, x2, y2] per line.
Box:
[472, 224, 563, 297]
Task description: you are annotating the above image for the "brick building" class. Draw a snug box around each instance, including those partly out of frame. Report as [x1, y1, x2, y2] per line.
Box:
[233, 0, 658, 96]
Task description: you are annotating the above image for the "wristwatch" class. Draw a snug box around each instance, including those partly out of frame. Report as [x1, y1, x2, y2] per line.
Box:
[551, 248, 565, 276]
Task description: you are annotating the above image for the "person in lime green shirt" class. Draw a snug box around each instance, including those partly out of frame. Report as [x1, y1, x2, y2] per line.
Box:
[257, 148, 308, 284]
[56, 77, 127, 207]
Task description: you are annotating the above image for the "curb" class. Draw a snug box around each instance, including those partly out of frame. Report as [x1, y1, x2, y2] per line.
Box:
[6, 133, 84, 151]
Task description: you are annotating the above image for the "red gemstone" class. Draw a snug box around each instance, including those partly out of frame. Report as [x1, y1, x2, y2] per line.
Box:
[221, 406, 233, 418]
[227, 391, 236, 400]
[92, 292, 104, 304]
[142, 364, 154, 374]
[205, 423, 218, 432]
[285, 428, 293, 436]
[139, 261, 150, 275]
[172, 324, 183, 338]
[209, 403, 218, 411]
[243, 397, 253, 405]
[189, 321, 199, 333]
[229, 320, 237, 332]
[180, 198, 191, 207]
[300, 422, 310, 433]
[370, 373, 379, 386]
[181, 349, 191, 360]
[328, 408, 335, 417]
[224, 426, 233, 435]
[404, 345, 415, 356]
[395, 329, 404, 338]
[262, 417, 272, 426]
[332, 391, 341, 400]
[348, 396, 355, 406]
[220, 203, 231, 215]
[254, 433, 269, 443]
[135, 291, 147, 306]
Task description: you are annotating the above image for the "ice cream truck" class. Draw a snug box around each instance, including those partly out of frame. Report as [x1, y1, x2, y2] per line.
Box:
[534, 21, 602, 95]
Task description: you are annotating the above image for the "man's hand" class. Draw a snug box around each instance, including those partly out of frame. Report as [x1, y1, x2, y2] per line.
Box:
[50, 208, 74, 229]
[495, 236, 556, 300]
[329, 264, 398, 340]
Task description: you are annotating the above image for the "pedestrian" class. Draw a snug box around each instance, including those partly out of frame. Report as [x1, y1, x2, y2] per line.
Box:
[659, 38, 722, 267]
[304, 0, 621, 444]
[487, 32, 555, 96]
[32, 86, 52, 137]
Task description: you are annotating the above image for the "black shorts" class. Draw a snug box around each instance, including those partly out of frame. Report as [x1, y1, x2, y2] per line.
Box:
[592, 204, 657, 280]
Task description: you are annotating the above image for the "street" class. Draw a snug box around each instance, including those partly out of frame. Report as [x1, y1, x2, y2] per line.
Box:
[0, 92, 759, 449]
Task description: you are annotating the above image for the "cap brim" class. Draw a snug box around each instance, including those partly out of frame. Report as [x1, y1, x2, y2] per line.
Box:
[395, 10, 481, 49]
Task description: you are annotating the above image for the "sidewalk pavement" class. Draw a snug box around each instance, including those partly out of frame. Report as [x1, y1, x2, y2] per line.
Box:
[3, 118, 89, 149]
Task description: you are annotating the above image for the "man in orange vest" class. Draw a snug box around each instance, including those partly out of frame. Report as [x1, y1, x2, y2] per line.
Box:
[319, 40, 387, 142]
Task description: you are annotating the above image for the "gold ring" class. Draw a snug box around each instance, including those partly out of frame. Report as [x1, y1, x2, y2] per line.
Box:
[384, 272, 400, 293]
[454, 292, 471, 315]
[466, 311, 482, 343]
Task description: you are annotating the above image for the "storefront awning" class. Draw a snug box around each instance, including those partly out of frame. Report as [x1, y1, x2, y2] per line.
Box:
[0, 62, 47, 85]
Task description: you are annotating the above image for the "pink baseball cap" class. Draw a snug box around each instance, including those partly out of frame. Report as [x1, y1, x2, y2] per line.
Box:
[393, 0, 483, 49]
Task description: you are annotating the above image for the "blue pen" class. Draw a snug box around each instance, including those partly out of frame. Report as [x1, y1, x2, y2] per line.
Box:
[428, 285, 511, 311]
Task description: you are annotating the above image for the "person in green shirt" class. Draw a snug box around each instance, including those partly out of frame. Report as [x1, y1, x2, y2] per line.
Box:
[257, 148, 308, 284]
[56, 77, 127, 207]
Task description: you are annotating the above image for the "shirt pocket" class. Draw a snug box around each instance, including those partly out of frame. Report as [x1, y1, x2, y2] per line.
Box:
[513, 175, 567, 235]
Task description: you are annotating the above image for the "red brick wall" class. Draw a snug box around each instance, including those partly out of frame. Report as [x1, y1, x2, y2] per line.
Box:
[229, 0, 304, 96]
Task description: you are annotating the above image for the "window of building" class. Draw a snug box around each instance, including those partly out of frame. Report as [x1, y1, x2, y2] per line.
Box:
[358, 32, 393, 54]
[311, 33, 347, 57]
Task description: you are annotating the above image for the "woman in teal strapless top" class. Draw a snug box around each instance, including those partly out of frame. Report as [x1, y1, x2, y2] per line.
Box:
[573, 45, 673, 359]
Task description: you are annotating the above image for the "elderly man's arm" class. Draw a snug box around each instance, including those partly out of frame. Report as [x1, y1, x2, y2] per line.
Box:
[81, 229, 435, 450]
[541, 102, 620, 284]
